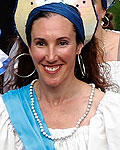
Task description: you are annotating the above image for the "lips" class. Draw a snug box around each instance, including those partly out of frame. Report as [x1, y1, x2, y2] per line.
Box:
[43, 65, 62, 74]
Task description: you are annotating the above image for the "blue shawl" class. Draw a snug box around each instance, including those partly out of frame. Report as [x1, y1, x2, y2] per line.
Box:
[2, 84, 55, 150]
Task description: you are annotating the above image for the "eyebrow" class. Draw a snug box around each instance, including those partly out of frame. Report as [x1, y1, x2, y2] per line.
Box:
[56, 37, 71, 41]
[33, 36, 71, 42]
[33, 38, 45, 42]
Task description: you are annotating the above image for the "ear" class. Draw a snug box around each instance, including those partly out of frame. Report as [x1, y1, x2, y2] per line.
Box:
[102, 9, 106, 19]
[28, 46, 32, 56]
[28, 45, 31, 51]
[76, 43, 83, 55]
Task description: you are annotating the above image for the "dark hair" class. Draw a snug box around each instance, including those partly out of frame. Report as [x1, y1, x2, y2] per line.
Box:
[79, 36, 113, 91]
[3, 11, 112, 93]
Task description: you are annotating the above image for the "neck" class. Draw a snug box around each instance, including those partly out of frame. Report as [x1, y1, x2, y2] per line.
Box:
[95, 26, 108, 60]
[95, 25, 105, 42]
[34, 77, 82, 106]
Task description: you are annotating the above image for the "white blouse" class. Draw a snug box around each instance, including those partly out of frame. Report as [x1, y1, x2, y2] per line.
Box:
[106, 61, 120, 88]
[0, 91, 120, 150]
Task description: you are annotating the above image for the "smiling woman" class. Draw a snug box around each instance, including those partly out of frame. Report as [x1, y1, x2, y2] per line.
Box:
[1, 1, 120, 150]
[29, 13, 82, 87]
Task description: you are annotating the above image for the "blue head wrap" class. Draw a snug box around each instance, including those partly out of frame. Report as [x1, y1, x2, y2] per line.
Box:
[102, 0, 107, 9]
[26, 2, 85, 44]
[102, 0, 115, 10]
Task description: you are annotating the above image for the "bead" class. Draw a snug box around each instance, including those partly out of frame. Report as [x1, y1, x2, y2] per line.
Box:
[88, 101, 92, 105]
[40, 126, 43, 129]
[30, 79, 95, 141]
[83, 114, 87, 118]
[85, 111, 88, 115]
[48, 135, 52, 139]
[87, 104, 91, 108]
[34, 112, 37, 116]
[39, 122, 42, 126]
[51, 137, 55, 140]
[89, 95, 93, 99]
[45, 134, 48, 138]
[36, 118, 40, 122]
[30, 91, 33, 95]
[31, 103, 34, 106]
[81, 116, 84, 120]
[31, 98, 34, 101]
[76, 124, 79, 128]
[86, 108, 90, 112]
[77, 120, 81, 125]
[78, 118, 82, 123]
[35, 115, 39, 119]
[30, 89, 32, 92]
[33, 109, 36, 113]
[43, 132, 46, 135]
[41, 129, 44, 132]
[32, 106, 35, 109]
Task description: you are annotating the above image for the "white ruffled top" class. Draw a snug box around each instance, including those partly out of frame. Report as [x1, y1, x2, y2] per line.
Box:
[106, 61, 120, 88]
[0, 91, 120, 150]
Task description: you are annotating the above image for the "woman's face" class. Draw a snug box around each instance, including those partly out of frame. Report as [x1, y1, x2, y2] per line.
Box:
[94, 0, 106, 23]
[29, 14, 83, 87]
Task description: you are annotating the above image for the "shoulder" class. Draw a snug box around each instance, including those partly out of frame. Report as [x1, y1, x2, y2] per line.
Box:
[2, 84, 30, 100]
[0, 94, 23, 149]
[100, 91, 120, 103]
[0, 94, 12, 130]
[111, 30, 120, 35]
[97, 91, 120, 114]
[89, 91, 120, 148]
[91, 91, 120, 128]
[107, 29, 120, 38]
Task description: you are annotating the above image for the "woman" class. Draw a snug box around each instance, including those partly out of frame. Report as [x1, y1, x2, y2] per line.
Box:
[94, 0, 120, 63]
[1, 1, 120, 150]
[82, 0, 120, 92]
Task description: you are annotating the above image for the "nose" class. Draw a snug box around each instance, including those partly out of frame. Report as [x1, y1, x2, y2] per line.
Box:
[45, 46, 58, 63]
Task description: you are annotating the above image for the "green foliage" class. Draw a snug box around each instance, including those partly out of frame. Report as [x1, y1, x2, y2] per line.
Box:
[107, 0, 120, 30]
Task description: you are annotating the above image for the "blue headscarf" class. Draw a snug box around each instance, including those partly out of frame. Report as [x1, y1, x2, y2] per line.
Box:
[102, 0, 115, 9]
[102, 0, 107, 9]
[26, 2, 85, 44]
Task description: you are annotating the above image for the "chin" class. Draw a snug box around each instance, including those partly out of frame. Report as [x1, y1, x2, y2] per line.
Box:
[45, 78, 62, 88]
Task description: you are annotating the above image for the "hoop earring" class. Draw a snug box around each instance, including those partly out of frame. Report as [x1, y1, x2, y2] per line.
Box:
[14, 53, 35, 78]
[78, 55, 86, 77]
[101, 16, 109, 28]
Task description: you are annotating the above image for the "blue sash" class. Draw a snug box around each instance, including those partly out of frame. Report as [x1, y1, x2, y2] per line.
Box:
[2, 84, 55, 150]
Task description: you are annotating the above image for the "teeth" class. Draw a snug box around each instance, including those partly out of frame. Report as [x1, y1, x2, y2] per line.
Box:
[45, 66, 59, 72]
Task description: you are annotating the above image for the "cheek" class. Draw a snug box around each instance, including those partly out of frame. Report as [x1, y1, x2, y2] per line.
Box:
[94, 5, 100, 17]
[29, 48, 45, 64]
[60, 48, 76, 64]
[94, 3, 105, 21]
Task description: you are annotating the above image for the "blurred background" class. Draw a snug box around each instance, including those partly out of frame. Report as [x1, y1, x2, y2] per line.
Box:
[0, 0, 120, 54]
[108, 0, 120, 30]
[0, 0, 16, 54]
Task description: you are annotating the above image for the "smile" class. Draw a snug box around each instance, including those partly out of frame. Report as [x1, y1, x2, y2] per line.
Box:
[45, 66, 59, 71]
[43, 65, 61, 74]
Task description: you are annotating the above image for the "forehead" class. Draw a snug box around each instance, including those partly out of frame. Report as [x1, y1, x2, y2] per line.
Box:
[94, 0, 102, 3]
[32, 14, 75, 33]
[30, 13, 77, 41]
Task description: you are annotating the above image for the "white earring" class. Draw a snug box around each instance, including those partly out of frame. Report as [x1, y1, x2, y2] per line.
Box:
[14, 53, 35, 78]
[78, 55, 86, 77]
[101, 16, 109, 28]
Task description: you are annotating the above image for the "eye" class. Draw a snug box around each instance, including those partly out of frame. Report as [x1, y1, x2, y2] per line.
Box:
[36, 41, 46, 46]
[59, 41, 69, 46]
